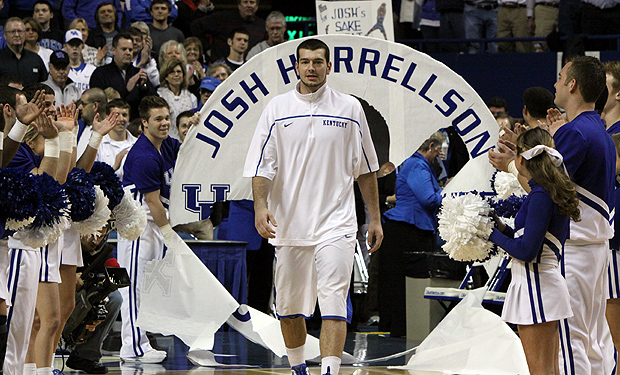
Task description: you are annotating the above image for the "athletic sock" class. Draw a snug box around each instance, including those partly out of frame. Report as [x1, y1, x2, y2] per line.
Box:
[0, 315, 6, 371]
[286, 345, 306, 368]
[321, 356, 341, 375]
[23, 363, 37, 375]
[35, 366, 53, 375]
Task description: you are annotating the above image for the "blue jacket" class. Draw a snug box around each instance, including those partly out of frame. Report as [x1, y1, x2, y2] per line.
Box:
[62, 0, 124, 29]
[384, 152, 442, 232]
[125, 0, 178, 24]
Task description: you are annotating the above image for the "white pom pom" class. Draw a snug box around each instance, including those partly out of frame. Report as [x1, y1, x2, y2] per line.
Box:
[19, 215, 70, 249]
[494, 171, 527, 200]
[113, 187, 147, 241]
[5, 217, 36, 231]
[72, 186, 111, 237]
[438, 193, 496, 262]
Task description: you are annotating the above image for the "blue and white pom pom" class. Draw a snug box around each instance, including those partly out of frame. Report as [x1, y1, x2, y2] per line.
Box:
[89, 162, 124, 210]
[18, 173, 70, 249]
[491, 171, 527, 200]
[112, 187, 147, 240]
[71, 186, 111, 237]
[64, 168, 96, 223]
[0, 169, 41, 231]
[491, 194, 526, 219]
[438, 193, 496, 262]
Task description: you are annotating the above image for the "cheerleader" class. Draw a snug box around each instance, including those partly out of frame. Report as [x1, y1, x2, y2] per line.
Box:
[488, 128, 580, 375]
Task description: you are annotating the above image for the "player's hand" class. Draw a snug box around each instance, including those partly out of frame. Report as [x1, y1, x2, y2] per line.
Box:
[490, 213, 506, 233]
[499, 125, 517, 144]
[255, 206, 277, 239]
[53, 104, 77, 132]
[546, 108, 567, 136]
[488, 140, 515, 172]
[92, 111, 119, 137]
[33, 114, 59, 139]
[16, 90, 45, 125]
[367, 221, 383, 253]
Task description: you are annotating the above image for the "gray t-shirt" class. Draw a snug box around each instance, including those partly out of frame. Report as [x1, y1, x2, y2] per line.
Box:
[148, 24, 185, 57]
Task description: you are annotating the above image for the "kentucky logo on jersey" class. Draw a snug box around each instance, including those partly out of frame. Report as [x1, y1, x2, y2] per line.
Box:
[183, 184, 230, 220]
[322, 119, 348, 128]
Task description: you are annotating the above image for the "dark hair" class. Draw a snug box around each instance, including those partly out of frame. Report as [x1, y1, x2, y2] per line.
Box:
[150, 0, 171, 12]
[124, 26, 142, 40]
[486, 96, 508, 110]
[523, 87, 555, 119]
[33, 0, 52, 12]
[139, 96, 169, 121]
[24, 83, 54, 101]
[128, 117, 143, 136]
[595, 84, 608, 115]
[605, 61, 620, 94]
[565, 55, 605, 104]
[237, 0, 258, 5]
[516, 127, 580, 222]
[0, 86, 22, 109]
[228, 27, 249, 40]
[296, 38, 330, 64]
[95, 2, 117, 27]
[176, 110, 194, 128]
[22, 17, 42, 42]
[106, 98, 130, 114]
[417, 131, 446, 152]
[112, 32, 133, 48]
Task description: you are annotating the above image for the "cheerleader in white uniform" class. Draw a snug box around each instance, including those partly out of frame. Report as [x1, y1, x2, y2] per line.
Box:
[489, 128, 580, 375]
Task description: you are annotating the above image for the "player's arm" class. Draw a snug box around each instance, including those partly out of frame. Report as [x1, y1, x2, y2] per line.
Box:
[2, 91, 46, 167]
[252, 176, 277, 239]
[143, 190, 169, 228]
[76, 112, 119, 172]
[357, 171, 383, 253]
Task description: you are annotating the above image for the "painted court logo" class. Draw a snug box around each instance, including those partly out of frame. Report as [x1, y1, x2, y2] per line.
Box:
[323, 119, 348, 128]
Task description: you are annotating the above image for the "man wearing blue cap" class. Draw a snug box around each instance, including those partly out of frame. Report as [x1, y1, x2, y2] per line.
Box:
[196, 76, 221, 110]
[43, 50, 82, 105]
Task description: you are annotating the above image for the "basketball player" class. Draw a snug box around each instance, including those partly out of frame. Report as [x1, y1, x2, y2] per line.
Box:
[244, 38, 383, 375]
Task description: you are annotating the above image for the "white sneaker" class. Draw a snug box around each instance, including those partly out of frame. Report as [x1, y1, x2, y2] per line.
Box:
[121, 349, 167, 363]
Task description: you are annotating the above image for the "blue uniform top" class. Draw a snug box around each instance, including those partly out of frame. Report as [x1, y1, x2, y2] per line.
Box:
[122, 135, 180, 209]
[608, 121, 620, 250]
[489, 181, 569, 263]
[553, 111, 616, 241]
[383, 152, 442, 232]
[7, 144, 42, 173]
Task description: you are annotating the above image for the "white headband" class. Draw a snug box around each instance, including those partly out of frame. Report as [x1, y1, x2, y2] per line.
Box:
[521, 145, 564, 167]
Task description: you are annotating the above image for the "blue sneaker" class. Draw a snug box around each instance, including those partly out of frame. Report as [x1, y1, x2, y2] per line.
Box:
[322, 365, 331, 375]
[291, 363, 310, 375]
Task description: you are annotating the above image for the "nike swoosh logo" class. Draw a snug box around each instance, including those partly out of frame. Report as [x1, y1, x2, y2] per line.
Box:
[283, 122, 292, 127]
[345, 235, 352, 238]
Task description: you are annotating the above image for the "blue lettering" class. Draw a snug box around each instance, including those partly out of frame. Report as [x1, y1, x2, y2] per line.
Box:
[464, 131, 494, 158]
[240, 72, 269, 104]
[221, 90, 249, 119]
[335, 20, 361, 32]
[452, 108, 482, 136]
[276, 54, 298, 85]
[435, 89, 465, 117]
[182, 184, 202, 213]
[334, 46, 353, 73]
[400, 62, 417, 92]
[196, 132, 221, 158]
[211, 184, 230, 202]
[204, 110, 234, 138]
[358, 48, 380, 76]
[418, 74, 437, 104]
[381, 54, 404, 83]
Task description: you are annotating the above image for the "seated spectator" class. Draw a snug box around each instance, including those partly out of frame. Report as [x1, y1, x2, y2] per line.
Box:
[86, 2, 120, 62]
[206, 62, 231, 82]
[126, 0, 177, 25]
[173, 0, 213, 38]
[126, 26, 159, 87]
[157, 57, 197, 139]
[62, 0, 123, 30]
[190, 0, 266, 62]
[95, 98, 136, 179]
[246, 11, 287, 60]
[23, 17, 53, 72]
[0, 18, 48, 86]
[196, 76, 220, 110]
[32, 0, 63, 50]
[184, 37, 207, 95]
[64, 29, 98, 94]
[43, 50, 82, 105]
[104, 87, 121, 100]
[486, 96, 509, 118]
[158, 39, 186, 66]
[522, 86, 554, 127]
[90, 32, 157, 119]
[214, 28, 248, 71]
[68, 18, 107, 66]
[147, 0, 184, 58]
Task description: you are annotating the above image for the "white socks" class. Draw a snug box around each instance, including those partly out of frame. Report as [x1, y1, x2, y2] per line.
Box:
[321, 356, 341, 375]
[286, 345, 305, 368]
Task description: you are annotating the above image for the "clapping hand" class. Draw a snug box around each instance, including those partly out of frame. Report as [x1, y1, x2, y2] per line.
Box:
[16, 90, 45, 125]
[544, 108, 567, 136]
[488, 140, 516, 172]
[92, 111, 120, 136]
[32, 113, 58, 139]
[53, 104, 77, 132]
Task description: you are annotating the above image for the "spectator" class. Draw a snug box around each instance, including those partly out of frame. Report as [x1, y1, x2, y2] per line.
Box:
[104, 87, 121, 100]
[32, 0, 63, 50]
[85, 2, 120, 60]
[190, 0, 266, 62]
[487, 96, 508, 117]
[64, 29, 98, 94]
[173, 0, 213, 38]
[0, 18, 48, 86]
[464, 0, 499, 53]
[157, 57, 197, 139]
[63, 0, 123, 30]
[526, 0, 559, 52]
[127, 117, 142, 137]
[435, 0, 466, 52]
[158, 39, 186, 66]
[95, 98, 136, 179]
[496, 112, 516, 130]
[76, 87, 107, 158]
[176, 110, 194, 142]
[22, 17, 53, 72]
[147, 0, 184, 57]
[126, 26, 159, 87]
[43, 50, 82, 105]
[184, 37, 207, 95]
[522, 86, 554, 127]
[196, 76, 220, 110]
[497, 0, 532, 52]
[215, 28, 248, 72]
[90, 32, 157, 119]
[206, 62, 231, 82]
[246, 11, 286, 60]
[125, 0, 177, 25]
[68, 18, 107, 66]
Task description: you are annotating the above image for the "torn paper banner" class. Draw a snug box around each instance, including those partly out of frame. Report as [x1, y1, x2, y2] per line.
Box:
[136, 233, 322, 365]
[391, 288, 530, 375]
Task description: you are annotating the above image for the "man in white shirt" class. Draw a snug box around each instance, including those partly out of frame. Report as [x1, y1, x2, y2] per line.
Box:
[244, 38, 383, 375]
[95, 98, 136, 180]
[64, 29, 96, 95]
